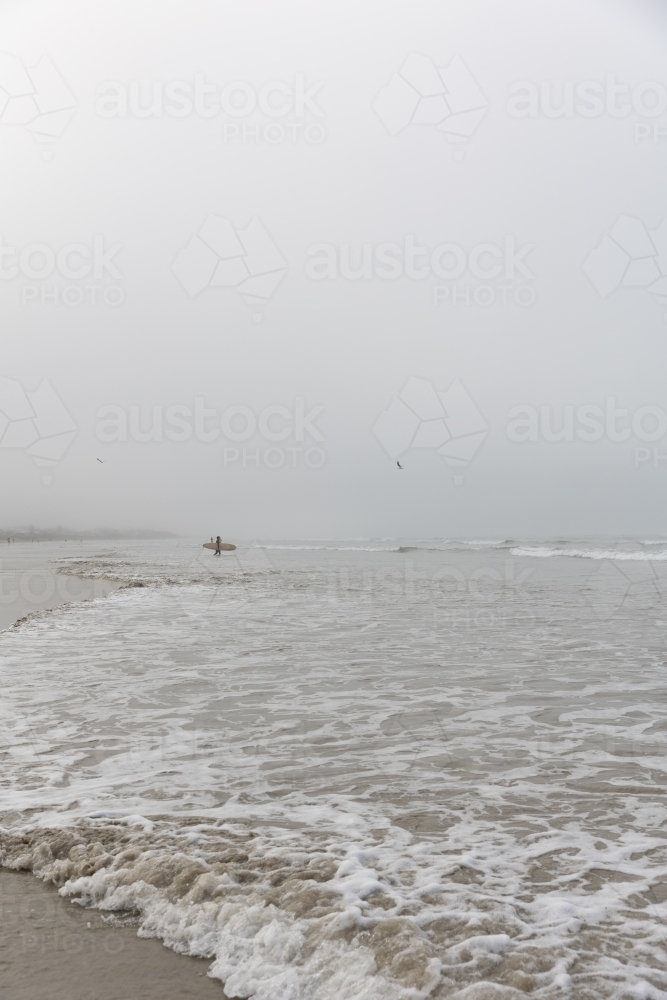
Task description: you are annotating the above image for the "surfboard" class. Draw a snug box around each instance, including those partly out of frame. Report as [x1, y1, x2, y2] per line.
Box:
[203, 542, 236, 551]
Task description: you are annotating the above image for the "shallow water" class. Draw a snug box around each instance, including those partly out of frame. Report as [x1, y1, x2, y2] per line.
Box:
[1, 538, 667, 999]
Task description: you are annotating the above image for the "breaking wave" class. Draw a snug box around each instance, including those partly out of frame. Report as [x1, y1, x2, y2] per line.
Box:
[512, 545, 667, 561]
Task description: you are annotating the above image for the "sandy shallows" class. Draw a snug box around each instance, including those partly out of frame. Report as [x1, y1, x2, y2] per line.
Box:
[0, 870, 228, 999]
[0, 561, 120, 632]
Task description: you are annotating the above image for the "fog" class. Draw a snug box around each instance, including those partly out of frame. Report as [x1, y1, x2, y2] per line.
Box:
[1, 0, 666, 539]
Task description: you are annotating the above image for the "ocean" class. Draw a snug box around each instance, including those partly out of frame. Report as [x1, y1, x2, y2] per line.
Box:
[1, 538, 666, 999]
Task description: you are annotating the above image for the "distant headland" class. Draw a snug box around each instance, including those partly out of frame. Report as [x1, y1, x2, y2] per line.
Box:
[1, 527, 177, 542]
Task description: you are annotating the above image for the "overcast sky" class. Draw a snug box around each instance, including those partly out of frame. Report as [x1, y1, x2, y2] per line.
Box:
[1, 0, 667, 539]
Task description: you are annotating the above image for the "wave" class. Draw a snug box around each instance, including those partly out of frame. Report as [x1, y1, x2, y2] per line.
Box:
[0, 817, 446, 1000]
[397, 540, 517, 553]
[3, 799, 664, 1000]
[255, 545, 408, 554]
[512, 545, 667, 561]
[254, 540, 518, 554]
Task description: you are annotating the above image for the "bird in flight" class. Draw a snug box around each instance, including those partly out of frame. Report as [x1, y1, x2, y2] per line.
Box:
[97, 458, 106, 463]
[396, 461, 404, 469]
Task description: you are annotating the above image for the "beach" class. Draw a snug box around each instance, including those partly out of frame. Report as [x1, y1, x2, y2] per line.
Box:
[0, 545, 120, 631]
[0, 869, 226, 999]
[1, 538, 666, 998]
[3, 0, 664, 995]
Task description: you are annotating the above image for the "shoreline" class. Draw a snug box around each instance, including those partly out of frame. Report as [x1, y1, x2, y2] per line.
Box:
[0, 554, 122, 632]
[0, 552, 230, 997]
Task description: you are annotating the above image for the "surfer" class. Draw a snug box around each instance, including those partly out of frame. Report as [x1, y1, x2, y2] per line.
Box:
[202, 538, 235, 552]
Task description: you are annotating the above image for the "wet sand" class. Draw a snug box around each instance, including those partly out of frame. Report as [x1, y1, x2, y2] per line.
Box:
[0, 555, 120, 632]
[0, 870, 227, 999]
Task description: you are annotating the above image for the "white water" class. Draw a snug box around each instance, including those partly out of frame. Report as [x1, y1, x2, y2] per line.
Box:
[1, 538, 667, 999]
[512, 545, 667, 562]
